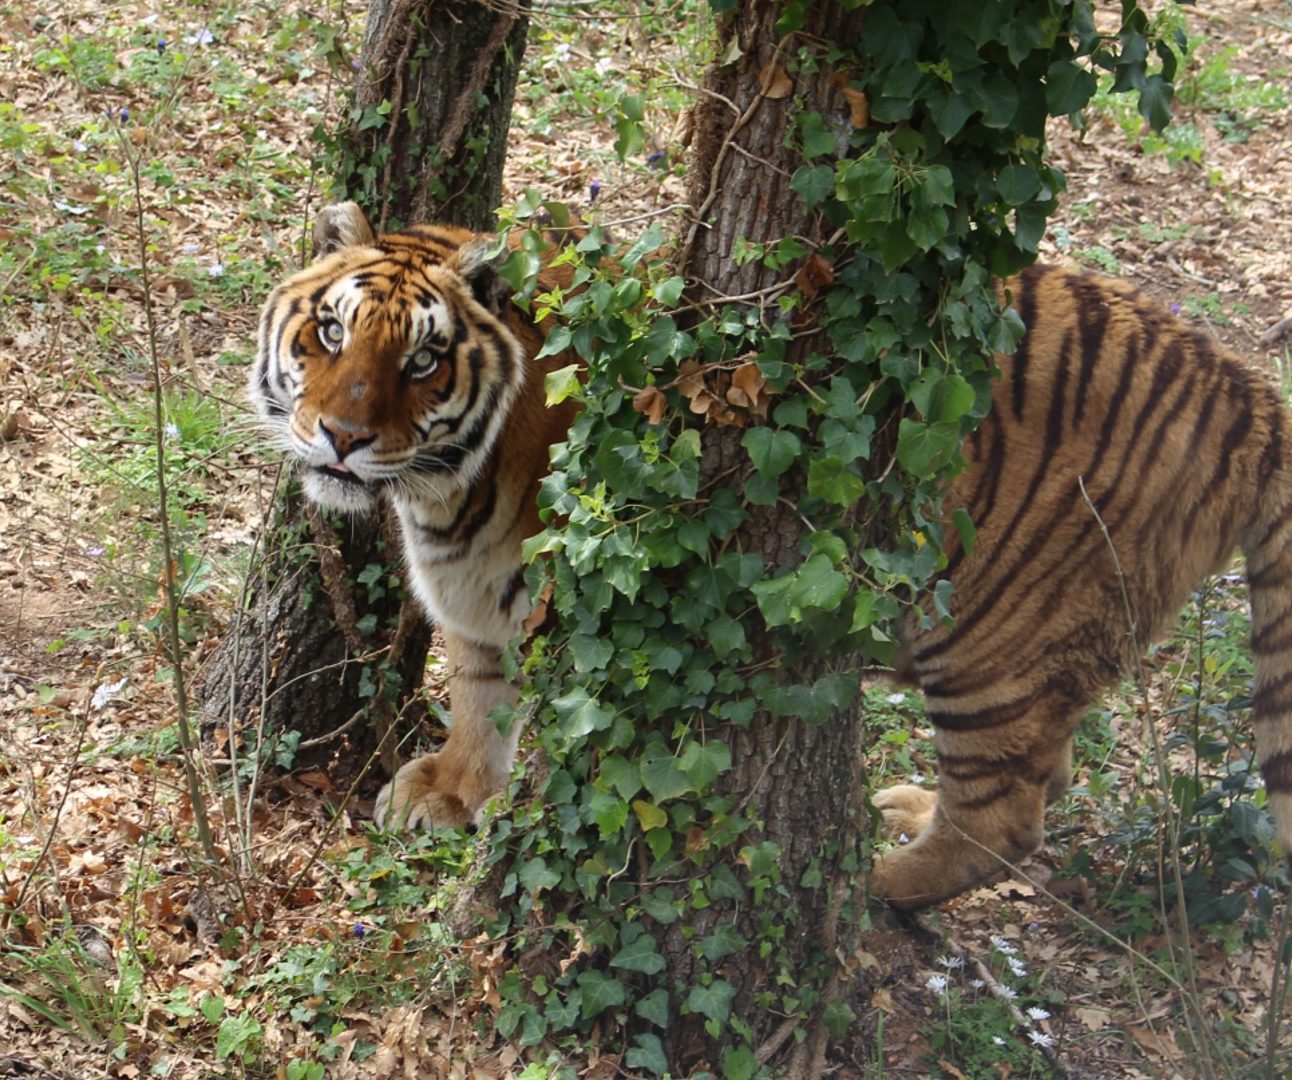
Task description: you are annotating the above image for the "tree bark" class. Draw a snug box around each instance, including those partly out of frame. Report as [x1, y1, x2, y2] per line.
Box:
[662, 2, 875, 1067]
[199, 1, 527, 779]
[349, 0, 530, 232]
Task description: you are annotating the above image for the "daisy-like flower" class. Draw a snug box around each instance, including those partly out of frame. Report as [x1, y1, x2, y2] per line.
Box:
[989, 934, 1017, 955]
[997, 984, 1018, 1000]
[970, 979, 985, 989]
[1007, 956, 1028, 979]
[925, 973, 948, 993]
[937, 954, 965, 969]
[1027, 1006, 1051, 1021]
[1028, 1030, 1054, 1049]
[992, 1036, 1005, 1046]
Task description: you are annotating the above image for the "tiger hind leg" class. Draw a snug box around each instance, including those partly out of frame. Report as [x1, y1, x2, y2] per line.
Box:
[869, 705, 1077, 909]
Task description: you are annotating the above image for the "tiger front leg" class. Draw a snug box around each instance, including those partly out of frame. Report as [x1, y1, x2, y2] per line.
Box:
[375, 633, 520, 831]
[868, 726, 1069, 909]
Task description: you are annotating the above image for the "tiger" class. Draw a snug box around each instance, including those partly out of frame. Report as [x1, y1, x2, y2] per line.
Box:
[250, 201, 579, 832]
[251, 203, 1292, 912]
[872, 263, 1292, 908]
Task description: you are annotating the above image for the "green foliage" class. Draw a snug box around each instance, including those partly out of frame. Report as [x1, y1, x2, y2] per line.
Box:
[1067, 577, 1288, 942]
[470, 0, 1183, 1068]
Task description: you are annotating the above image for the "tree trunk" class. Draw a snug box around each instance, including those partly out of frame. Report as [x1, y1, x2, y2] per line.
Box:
[199, 1, 527, 780]
[348, 0, 530, 233]
[662, 1, 875, 1067]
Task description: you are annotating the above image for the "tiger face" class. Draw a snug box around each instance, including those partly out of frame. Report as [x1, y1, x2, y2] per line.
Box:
[250, 202, 525, 515]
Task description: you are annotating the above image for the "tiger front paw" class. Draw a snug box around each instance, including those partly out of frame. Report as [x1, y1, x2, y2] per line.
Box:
[872, 783, 938, 840]
[374, 753, 478, 832]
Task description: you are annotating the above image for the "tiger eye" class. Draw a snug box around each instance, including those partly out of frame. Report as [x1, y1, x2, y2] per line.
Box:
[318, 319, 344, 349]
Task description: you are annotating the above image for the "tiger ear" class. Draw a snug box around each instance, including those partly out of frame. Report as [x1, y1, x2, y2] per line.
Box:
[455, 236, 511, 314]
[312, 202, 378, 260]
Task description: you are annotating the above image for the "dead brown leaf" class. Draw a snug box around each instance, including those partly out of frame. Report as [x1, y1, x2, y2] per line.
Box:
[632, 385, 668, 425]
[760, 60, 793, 99]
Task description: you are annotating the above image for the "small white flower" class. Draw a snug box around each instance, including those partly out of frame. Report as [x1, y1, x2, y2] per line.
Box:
[1008, 956, 1028, 978]
[1028, 1030, 1054, 1049]
[593, 56, 613, 76]
[165, 421, 180, 439]
[937, 954, 965, 969]
[925, 973, 948, 994]
[207, 262, 224, 278]
[72, 140, 88, 153]
[897, 833, 910, 844]
[1027, 1006, 1051, 1021]
[990, 935, 1017, 956]
[886, 692, 906, 704]
[182, 242, 201, 255]
[992, 1036, 1005, 1047]
[553, 42, 572, 63]
[997, 984, 1018, 1000]
[187, 27, 215, 45]
[970, 979, 985, 989]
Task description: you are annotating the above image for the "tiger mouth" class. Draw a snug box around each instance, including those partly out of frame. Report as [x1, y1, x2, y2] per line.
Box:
[313, 464, 371, 487]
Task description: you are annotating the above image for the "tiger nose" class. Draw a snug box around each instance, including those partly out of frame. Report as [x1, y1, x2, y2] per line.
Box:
[317, 416, 376, 460]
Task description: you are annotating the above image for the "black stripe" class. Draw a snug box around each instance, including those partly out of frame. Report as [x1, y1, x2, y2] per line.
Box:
[499, 566, 526, 613]
[1253, 668, 1292, 713]
[927, 693, 1037, 733]
[1261, 748, 1292, 792]
[1071, 276, 1111, 427]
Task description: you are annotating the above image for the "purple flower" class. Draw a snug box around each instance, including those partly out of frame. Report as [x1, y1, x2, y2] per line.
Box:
[1170, 303, 1182, 315]
[157, 38, 167, 54]
[354, 923, 366, 938]
[119, 107, 129, 122]
[646, 150, 666, 166]
[589, 179, 601, 202]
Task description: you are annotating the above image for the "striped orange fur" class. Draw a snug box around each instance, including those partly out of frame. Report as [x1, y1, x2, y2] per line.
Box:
[873, 264, 1292, 908]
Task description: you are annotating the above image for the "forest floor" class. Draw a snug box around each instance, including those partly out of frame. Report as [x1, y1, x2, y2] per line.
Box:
[2, 0, 1292, 1078]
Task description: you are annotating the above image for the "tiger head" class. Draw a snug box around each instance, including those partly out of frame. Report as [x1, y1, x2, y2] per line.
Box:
[250, 202, 525, 514]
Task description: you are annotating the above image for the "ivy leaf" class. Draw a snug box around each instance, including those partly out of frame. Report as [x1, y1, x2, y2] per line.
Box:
[1137, 73, 1174, 132]
[790, 163, 834, 208]
[896, 418, 961, 479]
[678, 739, 732, 789]
[632, 799, 668, 831]
[552, 686, 614, 739]
[635, 989, 671, 1027]
[626, 1034, 669, 1075]
[599, 754, 641, 800]
[518, 857, 560, 893]
[610, 932, 666, 975]
[641, 756, 692, 802]
[741, 426, 801, 480]
[996, 163, 1041, 205]
[684, 979, 736, 1025]
[807, 456, 866, 508]
[576, 970, 626, 1019]
[1045, 60, 1097, 114]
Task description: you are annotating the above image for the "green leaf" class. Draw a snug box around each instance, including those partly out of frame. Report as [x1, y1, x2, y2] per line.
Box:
[722, 1045, 759, 1080]
[652, 276, 685, 306]
[590, 787, 629, 837]
[599, 754, 641, 800]
[1137, 73, 1174, 132]
[626, 1034, 669, 1075]
[684, 979, 736, 1025]
[798, 111, 836, 158]
[568, 633, 613, 673]
[1045, 60, 1097, 114]
[543, 361, 582, 403]
[518, 857, 560, 893]
[641, 755, 692, 802]
[610, 932, 665, 975]
[996, 163, 1041, 206]
[791, 163, 834, 208]
[635, 989, 670, 1028]
[896, 417, 961, 479]
[678, 739, 732, 789]
[576, 970, 626, 1019]
[552, 686, 614, 739]
[741, 426, 801, 480]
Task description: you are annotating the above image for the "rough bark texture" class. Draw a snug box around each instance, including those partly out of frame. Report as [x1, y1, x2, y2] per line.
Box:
[199, 0, 526, 779]
[351, 0, 529, 232]
[664, 2, 876, 1068]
